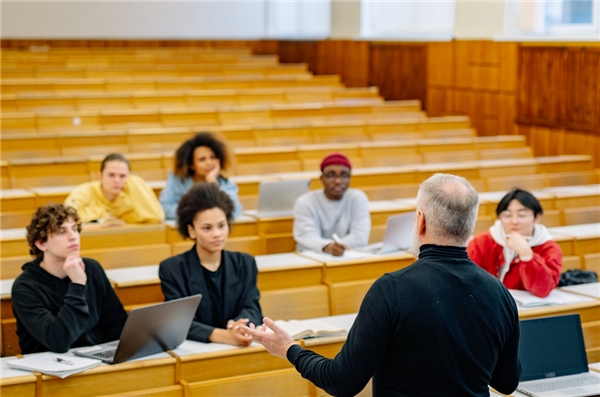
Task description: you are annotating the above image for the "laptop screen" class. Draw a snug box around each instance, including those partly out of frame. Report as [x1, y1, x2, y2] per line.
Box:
[519, 314, 589, 382]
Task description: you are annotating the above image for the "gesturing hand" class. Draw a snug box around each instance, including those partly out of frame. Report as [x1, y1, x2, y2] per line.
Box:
[243, 317, 295, 360]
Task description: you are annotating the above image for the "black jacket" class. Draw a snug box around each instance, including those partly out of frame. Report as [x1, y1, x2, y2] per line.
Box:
[159, 247, 262, 342]
[12, 258, 127, 354]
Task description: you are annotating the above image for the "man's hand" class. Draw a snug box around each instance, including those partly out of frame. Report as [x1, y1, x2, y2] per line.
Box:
[506, 232, 533, 261]
[209, 318, 253, 346]
[63, 255, 87, 285]
[244, 317, 296, 360]
[323, 241, 347, 256]
[206, 164, 221, 184]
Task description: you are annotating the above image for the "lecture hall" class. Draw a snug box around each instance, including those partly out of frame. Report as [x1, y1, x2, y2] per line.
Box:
[1, 1, 599, 396]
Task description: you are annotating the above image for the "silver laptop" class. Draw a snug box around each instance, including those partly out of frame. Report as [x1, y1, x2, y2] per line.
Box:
[73, 295, 201, 364]
[255, 179, 311, 217]
[359, 212, 415, 254]
[517, 314, 600, 397]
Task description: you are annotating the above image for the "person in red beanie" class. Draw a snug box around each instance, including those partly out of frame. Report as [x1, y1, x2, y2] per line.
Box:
[293, 152, 371, 256]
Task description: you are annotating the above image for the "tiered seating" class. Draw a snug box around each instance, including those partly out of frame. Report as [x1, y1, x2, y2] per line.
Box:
[1, 46, 598, 366]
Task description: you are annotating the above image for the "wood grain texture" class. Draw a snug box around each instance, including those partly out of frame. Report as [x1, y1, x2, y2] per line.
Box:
[518, 46, 600, 133]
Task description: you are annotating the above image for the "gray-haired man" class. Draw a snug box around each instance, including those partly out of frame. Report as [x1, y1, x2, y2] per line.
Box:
[246, 173, 521, 397]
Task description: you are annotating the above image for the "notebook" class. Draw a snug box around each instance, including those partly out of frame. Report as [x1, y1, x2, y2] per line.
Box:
[255, 179, 311, 217]
[73, 295, 201, 364]
[517, 314, 600, 397]
[357, 211, 415, 255]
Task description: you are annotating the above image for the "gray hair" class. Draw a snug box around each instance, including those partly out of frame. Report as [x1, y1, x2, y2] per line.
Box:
[416, 173, 479, 246]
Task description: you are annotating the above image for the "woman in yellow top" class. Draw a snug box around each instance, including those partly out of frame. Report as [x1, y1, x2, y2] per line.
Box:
[65, 153, 164, 224]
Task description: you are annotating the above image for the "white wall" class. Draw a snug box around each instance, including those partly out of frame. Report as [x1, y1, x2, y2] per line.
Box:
[1, 1, 267, 39]
[454, 0, 505, 39]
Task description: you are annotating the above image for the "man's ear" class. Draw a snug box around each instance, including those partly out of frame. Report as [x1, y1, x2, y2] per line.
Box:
[416, 210, 427, 237]
[34, 239, 47, 253]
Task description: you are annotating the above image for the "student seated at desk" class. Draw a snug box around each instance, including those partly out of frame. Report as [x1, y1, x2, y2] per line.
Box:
[11, 204, 127, 354]
[293, 152, 370, 256]
[159, 132, 242, 220]
[64, 153, 164, 225]
[159, 183, 261, 346]
[467, 188, 562, 297]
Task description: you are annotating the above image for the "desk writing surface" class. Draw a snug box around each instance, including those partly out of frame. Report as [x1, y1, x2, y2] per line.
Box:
[0, 279, 14, 298]
[590, 362, 600, 372]
[298, 249, 377, 263]
[0, 228, 25, 240]
[561, 283, 600, 299]
[171, 339, 259, 357]
[367, 200, 414, 212]
[255, 252, 322, 271]
[0, 356, 35, 379]
[548, 223, 600, 237]
[146, 180, 165, 190]
[105, 265, 159, 285]
[0, 189, 34, 199]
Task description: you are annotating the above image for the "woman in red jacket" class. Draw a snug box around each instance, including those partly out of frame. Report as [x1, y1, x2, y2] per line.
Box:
[467, 189, 562, 297]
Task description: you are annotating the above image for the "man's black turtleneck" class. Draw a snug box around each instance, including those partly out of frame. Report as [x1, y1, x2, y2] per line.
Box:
[287, 244, 521, 397]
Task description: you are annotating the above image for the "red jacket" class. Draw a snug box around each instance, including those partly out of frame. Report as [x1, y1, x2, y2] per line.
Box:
[467, 231, 562, 298]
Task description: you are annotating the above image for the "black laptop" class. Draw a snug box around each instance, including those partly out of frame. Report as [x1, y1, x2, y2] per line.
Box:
[73, 295, 201, 364]
[517, 314, 600, 397]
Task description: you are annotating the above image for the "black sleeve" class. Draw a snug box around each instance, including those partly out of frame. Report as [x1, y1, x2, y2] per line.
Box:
[92, 261, 127, 342]
[287, 276, 395, 397]
[159, 259, 215, 342]
[489, 306, 522, 394]
[234, 256, 262, 326]
[12, 280, 91, 353]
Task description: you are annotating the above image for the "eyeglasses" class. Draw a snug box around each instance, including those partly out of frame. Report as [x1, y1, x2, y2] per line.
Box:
[322, 172, 351, 181]
[499, 211, 534, 222]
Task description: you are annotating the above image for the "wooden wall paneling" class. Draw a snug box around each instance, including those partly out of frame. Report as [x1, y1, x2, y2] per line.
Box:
[498, 43, 519, 92]
[369, 43, 427, 107]
[518, 46, 599, 133]
[426, 42, 454, 117]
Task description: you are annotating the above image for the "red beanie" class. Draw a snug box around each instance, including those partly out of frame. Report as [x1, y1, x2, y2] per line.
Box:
[320, 152, 352, 171]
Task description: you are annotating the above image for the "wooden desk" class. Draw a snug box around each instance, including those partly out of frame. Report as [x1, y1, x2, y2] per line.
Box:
[106, 265, 163, 307]
[0, 357, 37, 397]
[39, 353, 176, 397]
[548, 223, 600, 255]
[301, 251, 415, 315]
[256, 253, 328, 320]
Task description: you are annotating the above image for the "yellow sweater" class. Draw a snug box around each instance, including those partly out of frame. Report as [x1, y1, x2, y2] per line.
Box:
[64, 175, 164, 224]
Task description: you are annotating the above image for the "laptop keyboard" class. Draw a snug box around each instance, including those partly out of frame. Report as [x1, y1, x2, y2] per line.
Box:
[91, 349, 116, 359]
[523, 375, 600, 393]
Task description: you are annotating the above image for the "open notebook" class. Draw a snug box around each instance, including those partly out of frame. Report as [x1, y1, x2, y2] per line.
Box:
[273, 319, 347, 340]
[509, 289, 585, 308]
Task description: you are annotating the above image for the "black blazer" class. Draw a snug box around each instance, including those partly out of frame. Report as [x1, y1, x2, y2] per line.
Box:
[159, 247, 262, 342]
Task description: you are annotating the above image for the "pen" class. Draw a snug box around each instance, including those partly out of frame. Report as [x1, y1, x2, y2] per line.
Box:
[55, 357, 75, 365]
[332, 233, 343, 245]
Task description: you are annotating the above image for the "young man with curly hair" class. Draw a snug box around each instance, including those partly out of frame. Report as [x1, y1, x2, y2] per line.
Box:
[11, 203, 127, 354]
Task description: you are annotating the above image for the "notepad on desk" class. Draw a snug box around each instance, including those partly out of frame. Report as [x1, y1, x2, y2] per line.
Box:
[509, 289, 585, 308]
[273, 319, 347, 340]
[7, 353, 101, 378]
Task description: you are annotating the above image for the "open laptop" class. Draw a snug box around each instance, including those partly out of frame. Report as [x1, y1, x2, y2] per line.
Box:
[255, 179, 311, 217]
[73, 295, 201, 364]
[517, 314, 600, 397]
[358, 212, 415, 255]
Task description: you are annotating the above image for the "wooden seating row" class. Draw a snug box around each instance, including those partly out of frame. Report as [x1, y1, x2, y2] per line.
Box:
[1, 53, 280, 68]
[1, 185, 598, 275]
[1, 86, 379, 113]
[1, 63, 309, 80]
[0, 74, 341, 95]
[0, 116, 472, 160]
[1, 100, 423, 133]
[1, 46, 252, 59]
[0, 134, 524, 181]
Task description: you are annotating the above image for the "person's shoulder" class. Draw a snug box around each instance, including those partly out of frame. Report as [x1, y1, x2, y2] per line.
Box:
[223, 250, 255, 266]
[81, 258, 107, 275]
[470, 230, 493, 245]
[159, 251, 189, 268]
[295, 189, 321, 207]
